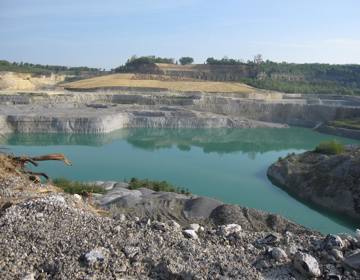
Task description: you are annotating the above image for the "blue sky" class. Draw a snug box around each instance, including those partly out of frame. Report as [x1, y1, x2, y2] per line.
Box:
[1, 0, 360, 68]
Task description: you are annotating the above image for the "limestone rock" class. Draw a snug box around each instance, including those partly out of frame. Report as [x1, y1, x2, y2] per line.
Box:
[84, 247, 109, 267]
[322, 234, 345, 250]
[271, 247, 288, 262]
[344, 251, 360, 271]
[219, 224, 242, 237]
[293, 252, 321, 278]
[183, 229, 198, 240]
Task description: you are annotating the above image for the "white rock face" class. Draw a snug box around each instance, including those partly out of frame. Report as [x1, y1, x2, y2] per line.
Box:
[293, 252, 321, 278]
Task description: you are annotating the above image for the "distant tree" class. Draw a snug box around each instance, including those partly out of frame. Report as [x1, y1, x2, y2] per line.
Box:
[253, 54, 264, 64]
[179, 57, 194, 65]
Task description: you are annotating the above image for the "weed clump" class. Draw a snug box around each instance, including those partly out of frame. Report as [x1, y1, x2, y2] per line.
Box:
[128, 177, 191, 195]
[53, 178, 106, 195]
[315, 140, 344, 155]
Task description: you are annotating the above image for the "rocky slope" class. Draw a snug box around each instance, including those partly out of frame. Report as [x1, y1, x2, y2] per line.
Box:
[267, 145, 360, 222]
[1, 156, 360, 279]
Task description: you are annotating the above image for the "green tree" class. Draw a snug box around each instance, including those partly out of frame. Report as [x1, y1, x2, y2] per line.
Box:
[179, 57, 194, 65]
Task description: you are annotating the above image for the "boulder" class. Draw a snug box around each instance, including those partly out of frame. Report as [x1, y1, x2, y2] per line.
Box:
[271, 247, 288, 262]
[344, 251, 360, 271]
[188, 223, 201, 232]
[219, 224, 242, 237]
[322, 234, 345, 250]
[183, 229, 198, 240]
[183, 197, 223, 220]
[293, 252, 321, 278]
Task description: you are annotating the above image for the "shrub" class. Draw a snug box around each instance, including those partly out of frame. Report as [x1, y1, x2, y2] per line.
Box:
[315, 140, 344, 155]
[53, 178, 106, 195]
[128, 177, 190, 195]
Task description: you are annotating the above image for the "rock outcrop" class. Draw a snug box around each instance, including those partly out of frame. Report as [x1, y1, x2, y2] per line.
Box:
[267, 145, 360, 221]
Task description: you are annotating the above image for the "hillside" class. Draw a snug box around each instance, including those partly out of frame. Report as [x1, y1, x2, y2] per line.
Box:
[63, 73, 264, 94]
[115, 57, 360, 95]
[0, 71, 65, 91]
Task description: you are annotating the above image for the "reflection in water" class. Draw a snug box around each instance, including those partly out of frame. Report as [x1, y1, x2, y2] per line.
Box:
[2, 127, 360, 234]
[1, 127, 351, 155]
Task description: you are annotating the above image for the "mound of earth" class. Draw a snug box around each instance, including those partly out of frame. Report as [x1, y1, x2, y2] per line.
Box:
[267, 145, 360, 221]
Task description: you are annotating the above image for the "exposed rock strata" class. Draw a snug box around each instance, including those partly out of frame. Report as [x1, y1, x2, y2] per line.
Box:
[267, 145, 360, 221]
[1, 90, 360, 134]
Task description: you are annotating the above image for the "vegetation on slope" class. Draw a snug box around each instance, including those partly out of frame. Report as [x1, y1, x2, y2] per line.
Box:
[315, 140, 345, 155]
[206, 58, 360, 95]
[53, 178, 106, 195]
[0, 60, 102, 76]
[128, 177, 191, 195]
[329, 118, 360, 130]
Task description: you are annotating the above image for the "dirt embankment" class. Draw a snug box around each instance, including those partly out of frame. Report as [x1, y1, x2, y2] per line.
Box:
[0, 72, 65, 91]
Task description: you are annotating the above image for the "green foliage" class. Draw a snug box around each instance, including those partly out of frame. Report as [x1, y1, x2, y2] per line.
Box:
[315, 140, 345, 155]
[0, 60, 102, 75]
[179, 57, 194, 65]
[114, 55, 174, 72]
[53, 178, 106, 195]
[206, 57, 246, 65]
[204, 57, 360, 95]
[128, 177, 190, 195]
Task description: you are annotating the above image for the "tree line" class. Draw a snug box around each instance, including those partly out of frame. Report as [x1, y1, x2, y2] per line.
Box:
[0, 60, 102, 75]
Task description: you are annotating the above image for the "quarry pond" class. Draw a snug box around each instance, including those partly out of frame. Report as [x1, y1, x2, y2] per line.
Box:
[2, 127, 360, 234]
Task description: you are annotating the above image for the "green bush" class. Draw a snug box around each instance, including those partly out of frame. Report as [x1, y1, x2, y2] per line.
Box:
[315, 140, 345, 155]
[53, 178, 106, 195]
[128, 177, 190, 195]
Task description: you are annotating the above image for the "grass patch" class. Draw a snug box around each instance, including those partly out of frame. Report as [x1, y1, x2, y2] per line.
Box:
[329, 118, 360, 130]
[315, 140, 345, 155]
[53, 178, 106, 195]
[128, 177, 191, 195]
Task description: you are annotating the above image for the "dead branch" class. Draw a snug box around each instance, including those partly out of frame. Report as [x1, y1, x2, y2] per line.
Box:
[9, 153, 71, 182]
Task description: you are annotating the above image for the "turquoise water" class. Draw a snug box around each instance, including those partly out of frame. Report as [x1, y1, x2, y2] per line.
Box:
[2, 127, 360, 234]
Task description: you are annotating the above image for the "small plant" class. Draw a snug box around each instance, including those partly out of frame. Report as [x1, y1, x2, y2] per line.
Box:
[53, 178, 106, 195]
[315, 140, 345, 155]
[128, 177, 191, 195]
